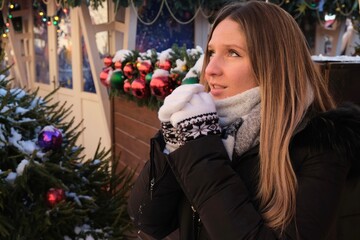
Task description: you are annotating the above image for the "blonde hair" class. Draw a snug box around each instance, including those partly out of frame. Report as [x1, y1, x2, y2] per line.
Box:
[200, 1, 335, 232]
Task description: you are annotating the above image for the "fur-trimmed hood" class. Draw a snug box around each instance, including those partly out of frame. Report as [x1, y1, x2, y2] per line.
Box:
[299, 103, 360, 178]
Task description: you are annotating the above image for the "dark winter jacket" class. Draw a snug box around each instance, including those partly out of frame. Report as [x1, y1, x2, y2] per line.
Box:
[127, 103, 360, 240]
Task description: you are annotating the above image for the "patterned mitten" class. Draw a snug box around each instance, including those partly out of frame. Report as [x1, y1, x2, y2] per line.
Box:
[158, 84, 205, 122]
[158, 84, 206, 153]
[161, 121, 180, 153]
[170, 92, 221, 145]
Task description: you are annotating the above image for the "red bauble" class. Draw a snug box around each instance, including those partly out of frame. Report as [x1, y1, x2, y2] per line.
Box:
[114, 61, 122, 70]
[46, 188, 65, 207]
[103, 56, 113, 68]
[131, 78, 149, 99]
[100, 67, 112, 87]
[150, 75, 170, 99]
[137, 61, 152, 79]
[123, 63, 135, 80]
[158, 60, 172, 71]
[123, 79, 131, 93]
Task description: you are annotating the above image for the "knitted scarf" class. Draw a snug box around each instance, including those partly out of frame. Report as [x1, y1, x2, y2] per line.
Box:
[214, 87, 261, 159]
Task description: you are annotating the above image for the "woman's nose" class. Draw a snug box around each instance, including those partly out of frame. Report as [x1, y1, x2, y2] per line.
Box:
[205, 57, 222, 77]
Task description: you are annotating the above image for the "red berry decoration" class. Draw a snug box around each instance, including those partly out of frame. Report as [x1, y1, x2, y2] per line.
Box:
[46, 188, 65, 207]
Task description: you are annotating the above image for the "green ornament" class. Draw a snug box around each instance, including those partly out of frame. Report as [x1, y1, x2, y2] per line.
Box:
[182, 77, 199, 85]
[145, 73, 153, 84]
[110, 70, 125, 90]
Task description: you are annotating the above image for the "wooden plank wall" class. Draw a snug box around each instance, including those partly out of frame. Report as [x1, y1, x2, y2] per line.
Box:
[111, 96, 160, 177]
[111, 96, 179, 240]
[321, 63, 360, 106]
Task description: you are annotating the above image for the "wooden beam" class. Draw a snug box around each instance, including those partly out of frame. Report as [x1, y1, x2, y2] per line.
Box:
[78, 3, 111, 137]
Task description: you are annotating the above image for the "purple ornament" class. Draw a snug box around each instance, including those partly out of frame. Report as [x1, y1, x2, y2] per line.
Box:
[38, 126, 63, 150]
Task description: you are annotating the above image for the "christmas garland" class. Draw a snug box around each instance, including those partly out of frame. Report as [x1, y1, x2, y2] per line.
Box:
[100, 44, 204, 110]
[10, 0, 358, 21]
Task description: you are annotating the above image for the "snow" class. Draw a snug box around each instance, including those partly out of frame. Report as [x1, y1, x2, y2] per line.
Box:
[92, 159, 101, 165]
[152, 69, 170, 78]
[187, 45, 204, 56]
[0, 105, 9, 113]
[9, 127, 22, 145]
[311, 55, 360, 62]
[8, 127, 44, 157]
[16, 159, 29, 176]
[10, 88, 27, 99]
[172, 59, 187, 72]
[0, 74, 6, 81]
[112, 49, 132, 62]
[158, 48, 173, 63]
[0, 124, 6, 147]
[140, 49, 157, 59]
[17, 117, 36, 123]
[183, 54, 204, 80]
[16, 106, 30, 115]
[66, 192, 94, 207]
[5, 172, 17, 184]
[19, 140, 39, 154]
[30, 96, 44, 108]
[0, 88, 7, 96]
[72, 224, 106, 240]
[42, 125, 58, 132]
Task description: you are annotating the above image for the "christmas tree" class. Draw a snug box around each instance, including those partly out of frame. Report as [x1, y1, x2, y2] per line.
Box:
[0, 58, 133, 239]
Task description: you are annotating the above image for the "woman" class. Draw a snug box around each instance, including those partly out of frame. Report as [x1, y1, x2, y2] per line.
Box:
[128, 1, 360, 239]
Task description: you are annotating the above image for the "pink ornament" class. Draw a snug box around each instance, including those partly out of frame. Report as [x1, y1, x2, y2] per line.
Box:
[123, 63, 135, 80]
[150, 75, 170, 99]
[137, 61, 152, 79]
[158, 60, 172, 71]
[131, 78, 149, 99]
[114, 61, 122, 70]
[123, 79, 131, 93]
[103, 56, 113, 67]
[100, 68, 112, 87]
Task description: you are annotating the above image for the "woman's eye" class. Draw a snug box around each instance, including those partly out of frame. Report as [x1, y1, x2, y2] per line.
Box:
[229, 50, 239, 57]
[208, 50, 215, 57]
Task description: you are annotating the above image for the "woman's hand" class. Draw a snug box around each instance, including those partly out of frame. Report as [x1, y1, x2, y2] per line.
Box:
[158, 84, 221, 152]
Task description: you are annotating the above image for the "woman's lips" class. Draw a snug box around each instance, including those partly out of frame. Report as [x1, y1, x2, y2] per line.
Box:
[210, 84, 226, 97]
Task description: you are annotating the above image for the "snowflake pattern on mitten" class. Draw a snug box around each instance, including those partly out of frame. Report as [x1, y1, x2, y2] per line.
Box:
[176, 112, 221, 144]
[161, 121, 178, 145]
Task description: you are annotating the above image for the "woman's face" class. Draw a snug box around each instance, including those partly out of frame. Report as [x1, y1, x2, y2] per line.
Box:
[205, 18, 258, 100]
